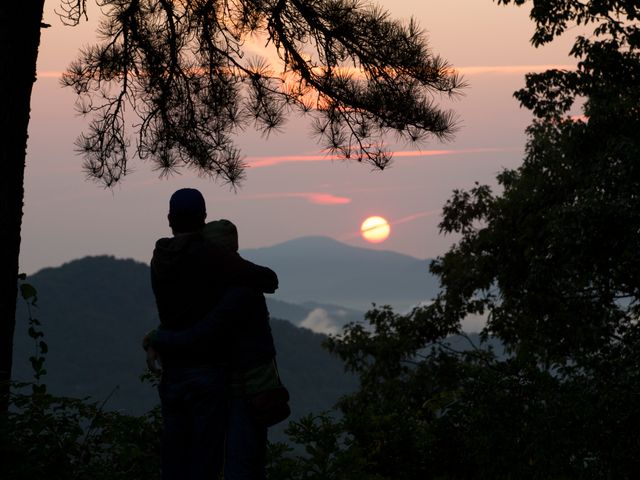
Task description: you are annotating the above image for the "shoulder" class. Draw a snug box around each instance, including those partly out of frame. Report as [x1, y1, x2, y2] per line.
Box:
[152, 236, 173, 254]
[152, 233, 202, 257]
[151, 233, 204, 273]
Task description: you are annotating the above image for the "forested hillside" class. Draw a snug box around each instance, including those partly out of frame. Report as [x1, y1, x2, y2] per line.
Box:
[13, 256, 357, 428]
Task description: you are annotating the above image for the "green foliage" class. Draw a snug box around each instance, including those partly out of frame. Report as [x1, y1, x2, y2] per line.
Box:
[19, 275, 47, 393]
[2, 277, 162, 480]
[496, 0, 640, 49]
[265, 2, 640, 478]
[266, 412, 384, 480]
[2, 387, 162, 480]
[495, 0, 640, 122]
[271, 305, 640, 479]
[432, 0, 640, 365]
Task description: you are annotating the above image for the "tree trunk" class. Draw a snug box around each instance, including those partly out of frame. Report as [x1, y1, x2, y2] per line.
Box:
[0, 1, 46, 413]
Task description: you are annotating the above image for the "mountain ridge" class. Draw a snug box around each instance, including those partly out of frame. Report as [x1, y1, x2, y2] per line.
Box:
[26, 235, 439, 312]
[242, 235, 425, 261]
[240, 235, 438, 311]
[13, 255, 358, 442]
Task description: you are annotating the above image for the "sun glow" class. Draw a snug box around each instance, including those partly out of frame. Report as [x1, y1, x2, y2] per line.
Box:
[361, 216, 391, 243]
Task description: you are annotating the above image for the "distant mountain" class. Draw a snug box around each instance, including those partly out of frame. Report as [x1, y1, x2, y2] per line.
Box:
[242, 236, 439, 311]
[13, 256, 357, 442]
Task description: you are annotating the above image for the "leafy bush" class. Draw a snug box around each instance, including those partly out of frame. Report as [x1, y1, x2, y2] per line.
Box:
[1, 276, 161, 480]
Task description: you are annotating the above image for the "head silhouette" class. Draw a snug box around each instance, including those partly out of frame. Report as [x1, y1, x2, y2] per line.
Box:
[168, 188, 206, 234]
[202, 219, 239, 252]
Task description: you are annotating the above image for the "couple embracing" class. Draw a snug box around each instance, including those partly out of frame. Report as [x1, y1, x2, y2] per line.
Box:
[143, 188, 289, 480]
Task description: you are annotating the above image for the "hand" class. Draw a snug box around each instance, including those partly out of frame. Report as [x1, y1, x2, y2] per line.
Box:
[146, 345, 162, 374]
[142, 329, 157, 351]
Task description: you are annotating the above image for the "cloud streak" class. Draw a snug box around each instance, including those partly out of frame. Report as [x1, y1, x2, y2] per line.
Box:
[243, 191, 351, 205]
[246, 146, 517, 169]
[392, 210, 441, 226]
[455, 64, 575, 75]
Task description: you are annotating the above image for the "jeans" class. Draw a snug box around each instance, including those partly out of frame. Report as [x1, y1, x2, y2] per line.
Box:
[224, 397, 268, 480]
[159, 366, 228, 480]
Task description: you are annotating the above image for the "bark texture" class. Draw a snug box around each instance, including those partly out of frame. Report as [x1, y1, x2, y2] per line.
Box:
[0, 0, 46, 412]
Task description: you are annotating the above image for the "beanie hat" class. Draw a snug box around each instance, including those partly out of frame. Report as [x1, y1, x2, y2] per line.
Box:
[169, 188, 206, 216]
[202, 219, 239, 252]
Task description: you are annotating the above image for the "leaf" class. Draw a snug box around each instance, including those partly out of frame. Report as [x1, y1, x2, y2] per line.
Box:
[20, 283, 38, 302]
[29, 356, 45, 374]
[27, 326, 43, 339]
[32, 384, 47, 395]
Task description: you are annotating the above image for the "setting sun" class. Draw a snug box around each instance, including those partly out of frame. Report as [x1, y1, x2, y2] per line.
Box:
[361, 216, 391, 243]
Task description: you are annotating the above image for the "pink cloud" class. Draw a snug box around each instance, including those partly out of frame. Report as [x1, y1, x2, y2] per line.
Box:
[247, 154, 331, 168]
[246, 146, 518, 168]
[243, 192, 351, 205]
[307, 193, 351, 205]
[455, 64, 576, 75]
[338, 63, 578, 77]
[392, 147, 515, 158]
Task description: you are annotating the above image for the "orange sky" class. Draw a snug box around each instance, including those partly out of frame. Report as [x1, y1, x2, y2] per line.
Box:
[20, 0, 581, 276]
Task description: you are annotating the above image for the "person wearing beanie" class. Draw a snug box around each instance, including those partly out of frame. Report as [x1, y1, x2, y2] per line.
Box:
[167, 187, 207, 234]
[148, 189, 279, 480]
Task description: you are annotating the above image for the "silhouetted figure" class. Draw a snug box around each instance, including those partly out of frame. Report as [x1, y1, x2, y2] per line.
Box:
[151, 219, 288, 480]
[148, 188, 278, 480]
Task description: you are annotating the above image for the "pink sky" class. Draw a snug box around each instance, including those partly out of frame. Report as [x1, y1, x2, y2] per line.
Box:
[20, 0, 580, 274]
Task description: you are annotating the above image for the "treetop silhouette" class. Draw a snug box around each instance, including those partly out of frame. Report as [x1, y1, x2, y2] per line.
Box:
[61, 0, 464, 187]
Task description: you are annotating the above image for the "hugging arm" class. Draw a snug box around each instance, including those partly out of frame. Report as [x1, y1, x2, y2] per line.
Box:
[213, 250, 279, 294]
[151, 286, 253, 356]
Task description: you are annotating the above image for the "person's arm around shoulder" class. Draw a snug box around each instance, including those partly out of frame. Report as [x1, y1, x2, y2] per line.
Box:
[151, 286, 254, 355]
[208, 247, 279, 294]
